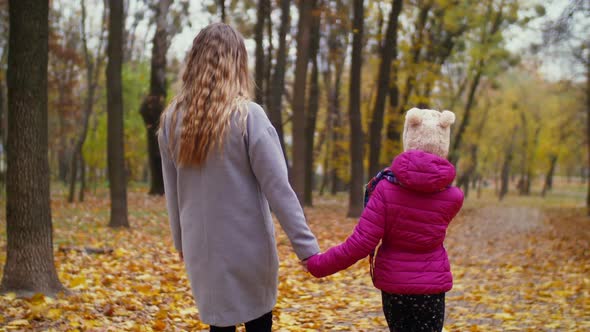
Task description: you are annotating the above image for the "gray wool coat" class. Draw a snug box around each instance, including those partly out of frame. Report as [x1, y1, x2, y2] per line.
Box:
[158, 102, 320, 326]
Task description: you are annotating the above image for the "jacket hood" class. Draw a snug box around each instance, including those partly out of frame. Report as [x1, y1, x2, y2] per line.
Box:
[391, 150, 456, 193]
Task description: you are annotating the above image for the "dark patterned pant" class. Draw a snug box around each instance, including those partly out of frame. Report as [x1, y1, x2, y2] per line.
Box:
[209, 311, 272, 332]
[382, 292, 445, 332]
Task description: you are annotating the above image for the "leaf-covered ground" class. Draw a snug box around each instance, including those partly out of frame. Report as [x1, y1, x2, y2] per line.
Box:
[0, 184, 588, 331]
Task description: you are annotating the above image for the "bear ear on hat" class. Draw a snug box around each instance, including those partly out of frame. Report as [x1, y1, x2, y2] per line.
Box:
[439, 110, 456, 128]
[406, 108, 423, 126]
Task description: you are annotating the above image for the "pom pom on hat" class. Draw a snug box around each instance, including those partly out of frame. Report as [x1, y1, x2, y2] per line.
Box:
[439, 110, 455, 128]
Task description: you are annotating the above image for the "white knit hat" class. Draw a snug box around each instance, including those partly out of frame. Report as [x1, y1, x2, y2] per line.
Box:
[402, 108, 456, 158]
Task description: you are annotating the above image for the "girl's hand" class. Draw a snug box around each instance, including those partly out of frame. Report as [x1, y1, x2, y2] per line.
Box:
[300, 259, 309, 272]
[301, 253, 320, 273]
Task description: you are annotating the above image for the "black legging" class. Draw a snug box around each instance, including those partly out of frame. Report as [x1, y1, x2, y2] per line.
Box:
[381, 292, 445, 332]
[210, 311, 273, 332]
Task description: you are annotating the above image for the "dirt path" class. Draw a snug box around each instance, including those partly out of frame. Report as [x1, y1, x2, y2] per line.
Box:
[447, 206, 546, 263]
[443, 204, 589, 331]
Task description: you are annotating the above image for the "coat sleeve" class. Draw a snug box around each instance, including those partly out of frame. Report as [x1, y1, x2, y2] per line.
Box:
[307, 183, 387, 278]
[158, 126, 182, 252]
[248, 125, 320, 260]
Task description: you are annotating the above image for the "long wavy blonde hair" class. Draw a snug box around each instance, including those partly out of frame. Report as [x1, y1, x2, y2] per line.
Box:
[160, 23, 252, 167]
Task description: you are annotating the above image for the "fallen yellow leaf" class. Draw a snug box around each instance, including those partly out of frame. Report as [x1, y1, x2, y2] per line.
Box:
[8, 319, 30, 326]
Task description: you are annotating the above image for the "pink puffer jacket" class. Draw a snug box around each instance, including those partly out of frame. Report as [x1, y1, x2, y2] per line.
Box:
[307, 150, 464, 294]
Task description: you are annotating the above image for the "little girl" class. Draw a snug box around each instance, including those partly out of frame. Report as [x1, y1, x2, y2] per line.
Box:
[307, 108, 464, 332]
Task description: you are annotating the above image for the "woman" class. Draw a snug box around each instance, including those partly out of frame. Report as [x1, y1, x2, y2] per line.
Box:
[158, 23, 319, 331]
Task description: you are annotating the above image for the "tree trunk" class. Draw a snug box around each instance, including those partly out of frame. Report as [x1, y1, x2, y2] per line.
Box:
[525, 126, 541, 195]
[107, 0, 129, 227]
[291, 0, 314, 203]
[319, 134, 331, 196]
[218, 0, 226, 22]
[254, 0, 268, 106]
[69, 0, 105, 202]
[319, 65, 332, 197]
[0, 78, 6, 185]
[382, 4, 430, 161]
[347, 0, 365, 218]
[267, 0, 290, 164]
[542, 154, 558, 197]
[303, 59, 319, 205]
[419, 8, 467, 106]
[449, 67, 482, 165]
[1, 0, 65, 296]
[368, 0, 402, 177]
[499, 126, 518, 201]
[450, 4, 503, 166]
[476, 174, 483, 199]
[586, 56, 590, 215]
[456, 97, 490, 197]
[139, 0, 171, 196]
[396, 3, 430, 114]
[58, 137, 69, 183]
[0, 79, 4, 143]
[326, 14, 347, 196]
[68, 152, 79, 203]
[79, 154, 86, 202]
[518, 110, 529, 196]
[265, 5, 273, 109]
[330, 58, 345, 196]
[457, 145, 478, 198]
[304, 0, 321, 206]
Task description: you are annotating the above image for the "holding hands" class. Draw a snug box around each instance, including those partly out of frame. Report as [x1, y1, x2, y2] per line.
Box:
[300, 253, 320, 274]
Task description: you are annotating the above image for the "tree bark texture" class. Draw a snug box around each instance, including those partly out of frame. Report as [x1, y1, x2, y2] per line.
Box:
[586, 56, 590, 215]
[265, 6, 273, 109]
[267, 0, 290, 164]
[139, 0, 172, 196]
[218, 0, 226, 22]
[517, 110, 529, 196]
[106, 0, 129, 227]
[291, 0, 314, 204]
[0, 79, 5, 185]
[79, 155, 86, 201]
[499, 126, 518, 201]
[449, 68, 482, 166]
[304, 0, 321, 206]
[0, 79, 5, 146]
[1, 0, 65, 296]
[368, 0, 402, 177]
[541, 154, 558, 197]
[347, 0, 365, 218]
[330, 61, 345, 195]
[254, 0, 268, 106]
[327, 24, 347, 196]
[319, 63, 333, 196]
[329, 73, 344, 195]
